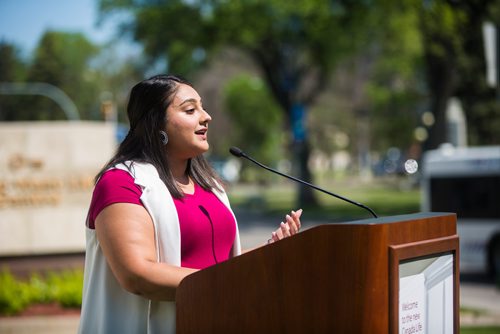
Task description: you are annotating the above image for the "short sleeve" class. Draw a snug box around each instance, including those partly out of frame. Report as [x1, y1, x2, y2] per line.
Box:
[87, 169, 143, 229]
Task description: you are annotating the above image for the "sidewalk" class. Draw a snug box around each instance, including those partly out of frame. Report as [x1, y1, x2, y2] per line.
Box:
[460, 282, 500, 327]
[0, 315, 80, 334]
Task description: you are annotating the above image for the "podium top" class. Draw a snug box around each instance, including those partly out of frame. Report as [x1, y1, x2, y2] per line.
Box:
[338, 212, 456, 226]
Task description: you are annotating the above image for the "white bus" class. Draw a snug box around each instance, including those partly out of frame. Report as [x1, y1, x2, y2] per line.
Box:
[421, 145, 500, 280]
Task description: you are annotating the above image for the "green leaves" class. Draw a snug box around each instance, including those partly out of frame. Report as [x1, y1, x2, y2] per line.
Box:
[25, 31, 99, 120]
[223, 74, 283, 168]
[0, 268, 83, 315]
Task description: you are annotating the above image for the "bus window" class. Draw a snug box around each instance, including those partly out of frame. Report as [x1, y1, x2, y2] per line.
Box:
[430, 176, 500, 219]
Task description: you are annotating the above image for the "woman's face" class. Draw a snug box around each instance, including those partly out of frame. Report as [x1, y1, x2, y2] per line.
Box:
[165, 83, 212, 160]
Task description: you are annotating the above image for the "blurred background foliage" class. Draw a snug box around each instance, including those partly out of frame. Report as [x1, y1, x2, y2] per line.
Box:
[0, 0, 499, 206]
[223, 74, 284, 179]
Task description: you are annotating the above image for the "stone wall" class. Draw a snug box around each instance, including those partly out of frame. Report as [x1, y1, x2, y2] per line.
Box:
[0, 121, 116, 255]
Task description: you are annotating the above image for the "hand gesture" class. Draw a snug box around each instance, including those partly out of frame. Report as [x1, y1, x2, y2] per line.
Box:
[268, 209, 303, 243]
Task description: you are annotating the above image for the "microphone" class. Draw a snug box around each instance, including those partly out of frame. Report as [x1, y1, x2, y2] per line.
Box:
[229, 146, 378, 218]
[199, 205, 218, 264]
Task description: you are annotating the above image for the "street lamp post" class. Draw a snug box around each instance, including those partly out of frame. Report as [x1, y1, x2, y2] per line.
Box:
[0, 82, 80, 121]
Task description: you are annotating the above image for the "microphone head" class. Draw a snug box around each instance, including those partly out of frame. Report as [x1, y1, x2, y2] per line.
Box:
[229, 146, 245, 158]
[198, 204, 208, 216]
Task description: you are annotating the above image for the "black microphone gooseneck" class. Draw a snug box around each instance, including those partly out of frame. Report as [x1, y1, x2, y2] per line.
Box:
[198, 205, 218, 264]
[229, 147, 378, 218]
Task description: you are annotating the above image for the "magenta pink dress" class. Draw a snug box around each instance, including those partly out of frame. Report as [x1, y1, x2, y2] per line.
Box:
[88, 169, 237, 269]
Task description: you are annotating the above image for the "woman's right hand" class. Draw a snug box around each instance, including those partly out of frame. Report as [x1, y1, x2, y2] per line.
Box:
[268, 208, 303, 243]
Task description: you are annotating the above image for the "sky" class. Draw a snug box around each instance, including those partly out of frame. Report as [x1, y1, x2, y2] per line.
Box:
[0, 0, 119, 57]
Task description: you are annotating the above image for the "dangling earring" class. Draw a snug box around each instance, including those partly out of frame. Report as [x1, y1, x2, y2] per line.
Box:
[159, 130, 168, 145]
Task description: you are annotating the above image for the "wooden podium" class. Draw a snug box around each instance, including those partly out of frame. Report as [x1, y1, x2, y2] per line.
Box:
[176, 212, 459, 333]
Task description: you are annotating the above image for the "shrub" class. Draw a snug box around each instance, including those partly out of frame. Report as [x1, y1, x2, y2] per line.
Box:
[46, 270, 83, 308]
[0, 269, 32, 315]
[0, 267, 83, 315]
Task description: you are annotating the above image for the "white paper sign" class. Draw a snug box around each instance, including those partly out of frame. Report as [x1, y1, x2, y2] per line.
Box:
[399, 273, 426, 334]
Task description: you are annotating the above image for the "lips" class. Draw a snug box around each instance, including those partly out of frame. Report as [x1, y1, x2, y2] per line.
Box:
[195, 128, 208, 140]
[195, 128, 207, 135]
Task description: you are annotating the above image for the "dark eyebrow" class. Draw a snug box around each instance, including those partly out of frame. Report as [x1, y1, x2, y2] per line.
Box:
[179, 98, 199, 106]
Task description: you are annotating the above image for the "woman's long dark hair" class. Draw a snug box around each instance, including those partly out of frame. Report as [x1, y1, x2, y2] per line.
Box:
[95, 74, 222, 198]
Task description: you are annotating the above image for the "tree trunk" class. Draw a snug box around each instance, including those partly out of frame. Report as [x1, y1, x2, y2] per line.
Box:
[252, 51, 319, 207]
[290, 103, 318, 207]
[423, 52, 457, 151]
[418, 5, 460, 151]
[292, 138, 318, 207]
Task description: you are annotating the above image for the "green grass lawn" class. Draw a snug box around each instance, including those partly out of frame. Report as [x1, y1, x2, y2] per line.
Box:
[461, 327, 500, 334]
[229, 176, 421, 221]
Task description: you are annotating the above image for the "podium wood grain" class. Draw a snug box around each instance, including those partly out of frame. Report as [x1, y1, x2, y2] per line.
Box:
[176, 212, 458, 333]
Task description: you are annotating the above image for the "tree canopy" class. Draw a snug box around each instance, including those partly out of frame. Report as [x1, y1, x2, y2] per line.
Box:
[223, 74, 283, 169]
[0, 41, 28, 120]
[27, 31, 99, 120]
[0, 32, 100, 121]
[417, 0, 500, 148]
[1, 0, 497, 207]
[98, 0, 382, 205]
